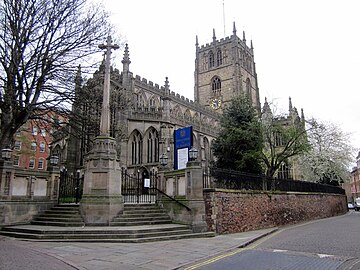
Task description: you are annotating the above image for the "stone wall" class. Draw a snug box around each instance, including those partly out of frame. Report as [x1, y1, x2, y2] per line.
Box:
[204, 189, 347, 234]
[0, 200, 55, 226]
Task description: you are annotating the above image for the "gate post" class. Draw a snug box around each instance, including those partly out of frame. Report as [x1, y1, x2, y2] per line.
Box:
[185, 160, 208, 233]
[47, 161, 60, 202]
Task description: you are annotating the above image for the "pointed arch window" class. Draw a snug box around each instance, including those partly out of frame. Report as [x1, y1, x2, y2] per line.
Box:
[212, 76, 221, 95]
[216, 49, 223, 66]
[131, 131, 143, 165]
[277, 162, 292, 180]
[147, 129, 159, 163]
[246, 78, 252, 101]
[149, 96, 158, 112]
[136, 93, 145, 110]
[184, 109, 192, 122]
[203, 137, 210, 162]
[209, 51, 215, 68]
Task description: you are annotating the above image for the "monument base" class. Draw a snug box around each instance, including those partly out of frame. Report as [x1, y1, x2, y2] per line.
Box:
[80, 136, 123, 226]
[80, 194, 123, 225]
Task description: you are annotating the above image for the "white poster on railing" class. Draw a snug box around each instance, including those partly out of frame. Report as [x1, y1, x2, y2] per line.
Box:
[177, 148, 188, 170]
[144, 178, 150, 188]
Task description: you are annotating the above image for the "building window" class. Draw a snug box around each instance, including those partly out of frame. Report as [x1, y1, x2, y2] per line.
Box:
[277, 162, 292, 180]
[217, 49, 223, 66]
[14, 141, 22, 151]
[29, 158, 35, 169]
[149, 96, 157, 112]
[136, 93, 145, 109]
[131, 131, 143, 165]
[274, 131, 284, 147]
[147, 129, 159, 163]
[39, 142, 46, 153]
[246, 78, 252, 101]
[209, 50, 215, 68]
[41, 129, 46, 136]
[31, 141, 36, 151]
[211, 76, 221, 94]
[32, 126, 38, 135]
[38, 159, 44, 170]
[13, 156, 20, 166]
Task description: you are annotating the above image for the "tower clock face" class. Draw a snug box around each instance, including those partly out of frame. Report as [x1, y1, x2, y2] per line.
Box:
[210, 98, 222, 110]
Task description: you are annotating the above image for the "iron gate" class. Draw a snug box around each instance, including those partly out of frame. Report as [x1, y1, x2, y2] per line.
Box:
[121, 169, 158, 204]
[58, 170, 84, 204]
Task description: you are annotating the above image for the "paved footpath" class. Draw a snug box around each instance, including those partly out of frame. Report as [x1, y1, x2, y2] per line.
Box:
[0, 227, 276, 270]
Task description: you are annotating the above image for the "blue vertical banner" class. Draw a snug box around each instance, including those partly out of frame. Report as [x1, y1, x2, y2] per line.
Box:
[174, 126, 193, 170]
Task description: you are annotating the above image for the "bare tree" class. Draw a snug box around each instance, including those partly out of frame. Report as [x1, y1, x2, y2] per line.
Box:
[0, 0, 110, 149]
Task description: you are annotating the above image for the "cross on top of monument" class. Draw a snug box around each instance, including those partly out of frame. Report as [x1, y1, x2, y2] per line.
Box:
[98, 36, 119, 136]
[99, 36, 119, 52]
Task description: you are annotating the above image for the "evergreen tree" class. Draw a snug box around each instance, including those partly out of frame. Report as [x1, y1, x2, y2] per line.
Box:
[212, 96, 264, 174]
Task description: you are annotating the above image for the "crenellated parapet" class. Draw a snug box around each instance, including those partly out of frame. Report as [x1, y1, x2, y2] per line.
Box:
[134, 74, 161, 92]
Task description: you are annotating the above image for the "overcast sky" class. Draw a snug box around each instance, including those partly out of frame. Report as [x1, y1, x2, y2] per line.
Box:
[95, 0, 360, 157]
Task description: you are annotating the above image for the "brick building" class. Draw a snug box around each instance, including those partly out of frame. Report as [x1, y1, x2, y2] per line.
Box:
[350, 151, 360, 201]
[13, 111, 66, 171]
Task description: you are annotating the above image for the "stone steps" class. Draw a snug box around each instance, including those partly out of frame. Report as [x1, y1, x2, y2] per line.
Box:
[0, 203, 216, 242]
[0, 224, 215, 243]
[30, 204, 85, 227]
[110, 204, 173, 226]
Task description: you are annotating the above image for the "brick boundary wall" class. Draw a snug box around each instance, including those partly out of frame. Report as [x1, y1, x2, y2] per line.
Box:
[204, 189, 348, 234]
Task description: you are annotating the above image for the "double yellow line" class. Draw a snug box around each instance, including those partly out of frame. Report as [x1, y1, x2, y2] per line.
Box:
[183, 230, 282, 270]
[183, 248, 245, 270]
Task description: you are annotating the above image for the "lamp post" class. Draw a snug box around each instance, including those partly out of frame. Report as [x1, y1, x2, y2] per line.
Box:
[188, 147, 198, 161]
[159, 153, 168, 167]
[1, 148, 12, 161]
[49, 155, 59, 166]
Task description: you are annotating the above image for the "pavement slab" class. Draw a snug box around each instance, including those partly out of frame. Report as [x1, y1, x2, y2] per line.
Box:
[0, 227, 277, 270]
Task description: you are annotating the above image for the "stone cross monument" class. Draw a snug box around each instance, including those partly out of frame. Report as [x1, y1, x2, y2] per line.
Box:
[98, 36, 119, 136]
[80, 36, 123, 225]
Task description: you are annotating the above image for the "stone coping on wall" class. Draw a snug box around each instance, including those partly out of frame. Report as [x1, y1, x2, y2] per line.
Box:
[203, 188, 345, 197]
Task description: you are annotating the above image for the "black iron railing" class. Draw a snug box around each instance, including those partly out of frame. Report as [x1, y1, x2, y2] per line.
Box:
[58, 171, 84, 204]
[121, 169, 157, 204]
[156, 188, 191, 211]
[205, 167, 345, 195]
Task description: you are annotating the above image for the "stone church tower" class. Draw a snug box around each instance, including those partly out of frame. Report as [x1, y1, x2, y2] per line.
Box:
[194, 22, 261, 113]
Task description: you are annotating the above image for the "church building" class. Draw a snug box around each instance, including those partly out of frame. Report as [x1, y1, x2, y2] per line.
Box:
[51, 22, 302, 180]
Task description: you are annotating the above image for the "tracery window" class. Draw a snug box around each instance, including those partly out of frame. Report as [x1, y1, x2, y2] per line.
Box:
[135, 93, 145, 109]
[273, 131, 284, 147]
[212, 76, 221, 94]
[184, 109, 192, 121]
[131, 131, 143, 165]
[246, 78, 252, 101]
[146, 128, 159, 163]
[209, 50, 215, 68]
[149, 96, 158, 112]
[216, 49, 223, 66]
[277, 162, 292, 180]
